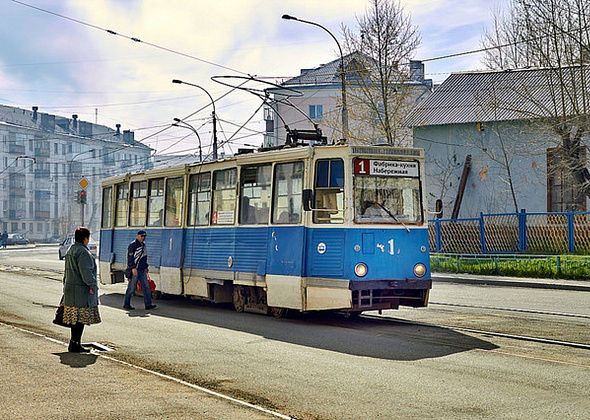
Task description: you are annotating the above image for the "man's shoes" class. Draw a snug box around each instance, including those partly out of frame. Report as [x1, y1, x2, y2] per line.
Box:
[123, 305, 135, 310]
[145, 304, 157, 310]
[68, 340, 90, 353]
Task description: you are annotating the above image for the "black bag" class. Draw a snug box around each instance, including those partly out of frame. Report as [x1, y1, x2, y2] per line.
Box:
[124, 267, 132, 279]
[52, 296, 69, 327]
[53, 306, 69, 327]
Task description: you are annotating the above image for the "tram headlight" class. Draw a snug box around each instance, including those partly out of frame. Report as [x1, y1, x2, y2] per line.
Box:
[413, 263, 427, 278]
[354, 263, 368, 277]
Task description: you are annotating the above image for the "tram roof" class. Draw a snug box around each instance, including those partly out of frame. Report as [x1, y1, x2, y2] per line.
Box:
[101, 143, 424, 186]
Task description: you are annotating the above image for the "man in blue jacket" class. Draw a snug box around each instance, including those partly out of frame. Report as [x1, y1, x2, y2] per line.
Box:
[123, 230, 157, 310]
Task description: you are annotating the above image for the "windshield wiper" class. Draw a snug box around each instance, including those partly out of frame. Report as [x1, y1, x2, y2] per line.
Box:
[374, 201, 410, 232]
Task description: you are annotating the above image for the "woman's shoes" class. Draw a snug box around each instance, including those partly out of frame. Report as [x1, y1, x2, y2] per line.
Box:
[68, 340, 90, 353]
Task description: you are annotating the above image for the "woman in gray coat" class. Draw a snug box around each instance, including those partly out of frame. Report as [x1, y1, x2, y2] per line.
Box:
[62, 226, 101, 352]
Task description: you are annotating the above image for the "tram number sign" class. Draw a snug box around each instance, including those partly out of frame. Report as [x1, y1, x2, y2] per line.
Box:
[353, 158, 419, 178]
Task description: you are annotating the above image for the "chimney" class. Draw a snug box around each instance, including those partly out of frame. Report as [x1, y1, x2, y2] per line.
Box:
[409, 60, 425, 81]
[32, 106, 38, 122]
[116, 124, 121, 135]
[72, 114, 78, 131]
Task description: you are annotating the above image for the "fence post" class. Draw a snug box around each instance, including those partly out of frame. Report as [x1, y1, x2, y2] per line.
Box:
[480, 212, 487, 254]
[518, 209, 527, 253]
[435, 220, 442, 253]
[567, 212, 575, 254]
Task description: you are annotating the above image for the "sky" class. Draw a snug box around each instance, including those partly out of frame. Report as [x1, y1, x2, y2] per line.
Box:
[0, 0, 508, 156]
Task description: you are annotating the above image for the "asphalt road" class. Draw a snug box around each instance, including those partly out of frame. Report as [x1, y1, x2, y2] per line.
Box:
[0, 247, 589, 419]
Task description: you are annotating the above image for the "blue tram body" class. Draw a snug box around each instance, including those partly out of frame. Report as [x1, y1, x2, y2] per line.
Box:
[99, 145, 431, 314]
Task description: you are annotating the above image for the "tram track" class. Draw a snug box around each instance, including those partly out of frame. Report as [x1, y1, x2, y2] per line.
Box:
[364, 314, 590, 350]
[429, 301, 590, 320]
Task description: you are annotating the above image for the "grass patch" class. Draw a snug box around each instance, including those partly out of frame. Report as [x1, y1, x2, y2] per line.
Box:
[431, 254, 590, 280]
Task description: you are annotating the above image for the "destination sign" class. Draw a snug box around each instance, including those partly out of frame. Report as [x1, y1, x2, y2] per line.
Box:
[353, 158, 419, 177]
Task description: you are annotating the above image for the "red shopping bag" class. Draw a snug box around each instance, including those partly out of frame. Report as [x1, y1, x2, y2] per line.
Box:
[136, 274, 157, 294]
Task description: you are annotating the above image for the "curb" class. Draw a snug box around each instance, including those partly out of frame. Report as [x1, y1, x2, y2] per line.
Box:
[433, 276, 590, 292]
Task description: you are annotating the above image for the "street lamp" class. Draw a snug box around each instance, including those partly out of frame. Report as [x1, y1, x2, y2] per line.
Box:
[172, 79, 218, 160]
[282, 14, 349, 142]
[173, 118, 202, 162]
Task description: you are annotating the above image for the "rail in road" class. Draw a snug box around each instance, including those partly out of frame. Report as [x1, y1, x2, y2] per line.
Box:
[429, 301, 590, 320]
[365, 315, 590, 351]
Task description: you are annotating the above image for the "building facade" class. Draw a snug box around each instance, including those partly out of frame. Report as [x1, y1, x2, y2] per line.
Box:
[407, 68, 590, 219]
[0, 105, 153, 241]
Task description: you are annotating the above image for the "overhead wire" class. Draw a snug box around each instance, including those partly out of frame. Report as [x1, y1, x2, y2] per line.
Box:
[10, 0, 249, 76]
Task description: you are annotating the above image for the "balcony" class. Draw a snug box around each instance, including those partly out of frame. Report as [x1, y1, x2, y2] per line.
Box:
[34, 169, 51, 179]
[34, 146, 50, 158]
[9, 143, 25, 154]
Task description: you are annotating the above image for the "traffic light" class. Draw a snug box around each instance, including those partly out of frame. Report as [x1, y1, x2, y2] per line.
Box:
[79, 190, 87, 204]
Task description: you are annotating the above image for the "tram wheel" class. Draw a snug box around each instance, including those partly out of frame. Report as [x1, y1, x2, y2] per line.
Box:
[268, 307, 287, 318]
[233, 286, 245, 313]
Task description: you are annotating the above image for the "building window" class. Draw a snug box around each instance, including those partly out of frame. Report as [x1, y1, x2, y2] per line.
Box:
[147, 178, 164, 226]
[547, 148, 587, 212]
[309, 104, 323, 120]
[187, 173, 211, 226]
[239, 165, 271, 225]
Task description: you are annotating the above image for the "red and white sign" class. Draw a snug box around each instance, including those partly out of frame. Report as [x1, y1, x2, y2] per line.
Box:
[353, 158, 419, 177]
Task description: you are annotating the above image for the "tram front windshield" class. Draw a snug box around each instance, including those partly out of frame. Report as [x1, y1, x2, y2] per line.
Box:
[354, 168, 422, 224]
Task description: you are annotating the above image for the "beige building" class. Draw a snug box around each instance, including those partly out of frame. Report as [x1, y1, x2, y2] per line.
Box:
[264, 53, 433, 147]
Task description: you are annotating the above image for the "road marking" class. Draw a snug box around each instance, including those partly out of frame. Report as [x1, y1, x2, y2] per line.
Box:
[0, 321, 292, 420]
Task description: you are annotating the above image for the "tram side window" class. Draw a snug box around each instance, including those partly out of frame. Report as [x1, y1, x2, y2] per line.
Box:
[129, 181, 147, 227]
[115, 183, 129, 227]
[147, 178, 165, 226]
[314, 159, 344, 224]
[165, 177, 184, 227]
[240, 165, 271, 225]
[212, 168, 237, 225]
[272, 161, 303, 224]
[101, 187, 113, 228]
[188, 172, 211, 226]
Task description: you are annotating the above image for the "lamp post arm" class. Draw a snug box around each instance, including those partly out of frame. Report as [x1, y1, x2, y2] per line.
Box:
[283, 16, 348, 141]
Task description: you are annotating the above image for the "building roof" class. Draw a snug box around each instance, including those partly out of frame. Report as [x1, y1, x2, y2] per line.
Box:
[406, 66, 590, 127]
[279, 52, 363, 87]
[0, 104, 151, 150]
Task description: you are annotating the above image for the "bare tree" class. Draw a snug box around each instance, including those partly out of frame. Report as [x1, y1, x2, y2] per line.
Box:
[341, 0, 421, 145]
[482, 0, 590, 206]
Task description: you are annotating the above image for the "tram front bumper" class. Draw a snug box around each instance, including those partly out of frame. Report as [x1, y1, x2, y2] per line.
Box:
[349, 278, 432, 310]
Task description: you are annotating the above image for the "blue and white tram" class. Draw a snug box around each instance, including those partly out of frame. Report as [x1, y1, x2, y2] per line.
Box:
[99, 144, 431, 316]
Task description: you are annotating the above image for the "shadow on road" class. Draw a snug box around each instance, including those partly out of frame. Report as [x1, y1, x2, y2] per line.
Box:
[54, 352, 98, 368]
[99, 293, 498, 361]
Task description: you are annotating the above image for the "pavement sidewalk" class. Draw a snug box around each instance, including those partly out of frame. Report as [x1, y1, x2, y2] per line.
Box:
[0, 322, 274, 420]
[433, 272, 590, 291]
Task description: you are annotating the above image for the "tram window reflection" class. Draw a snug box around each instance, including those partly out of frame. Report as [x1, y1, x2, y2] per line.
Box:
[212, 168, 237, 225]
[129, 181, 147, 227]
[101, 187, 113, 228]
[115, 183, 128, 227]
[272, 161, 303, 224]
[188, 172, 211, 226]
[240, 165, 271, 225]
[165, 177, 184, 227]
[147, 178, 164, 226]
[313, 159, 344, 224]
